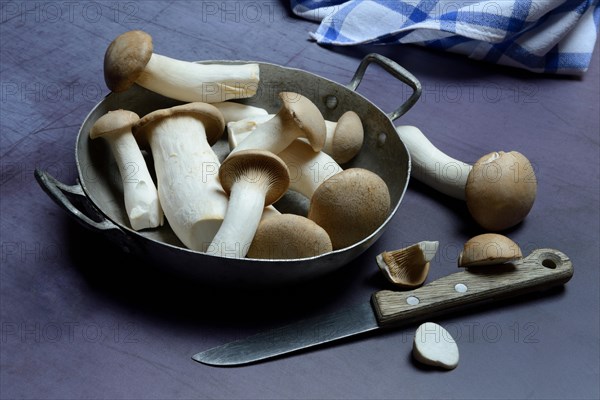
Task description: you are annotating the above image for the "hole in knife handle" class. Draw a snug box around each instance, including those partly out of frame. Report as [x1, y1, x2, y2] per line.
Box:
[538, 251, 562, 269]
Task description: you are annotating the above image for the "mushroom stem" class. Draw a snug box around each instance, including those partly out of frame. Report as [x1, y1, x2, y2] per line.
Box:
[90, 110, 163, 231]
[106, 132, 163, 230]
[207, 180, 269, 258]
[149, 117, 226, 250]
[136, 54, 259, 103]
[211, 102, 268, 124]
[206, 150, 289, 259]
[278, 140, 342, 199]
[396, 125, 471, 200]
[229, 92, 326, 155]
[134, 103, 228, 251]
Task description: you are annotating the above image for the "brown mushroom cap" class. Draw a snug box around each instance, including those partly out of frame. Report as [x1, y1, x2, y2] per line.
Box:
[90, 109, 139, 139]
[219, 150, 290, 206]
[331, 111, 364, 164]
[458, 233, 523, 267]
[247, 214, 332, 259]
[465, 151, 537, 231]
[308, 168, 391, 249]
[104, 30, 154, 93]
[279, 92, 326, 152]
[132, 102, 225, 148]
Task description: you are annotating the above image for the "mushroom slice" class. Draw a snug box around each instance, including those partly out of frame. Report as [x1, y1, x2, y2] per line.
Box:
[207, 150, 290, 259]
[458, 233, 523, 268]
[104, 30, 259, 103]
[323, 111, 364, 164]
[396, 126, 537, 231]
[308, 168, 391, 250]
[90, 109, 163, 230]
[133, 102, 227, 251]
[413, 322, 459, 370]
[230, 92, 326, 154]
[376, 241, 439, 288]
[247, 214, 332, 259]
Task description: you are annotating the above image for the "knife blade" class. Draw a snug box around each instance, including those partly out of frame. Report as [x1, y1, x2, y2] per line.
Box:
[193, 248, 572, 366]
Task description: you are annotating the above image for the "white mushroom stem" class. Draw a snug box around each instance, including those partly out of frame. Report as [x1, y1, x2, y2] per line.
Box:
[278, 140, 342, 199]
[396, 125, 472, 200]
[206, 178, 270, 259]
[228, 113, 294, 155]
[147, 116, 227, 251]
[212, 102, 268, 124]
[106, 133, 163, 230]
[136, 54, 259, 103]
[227, 114, 274, 150]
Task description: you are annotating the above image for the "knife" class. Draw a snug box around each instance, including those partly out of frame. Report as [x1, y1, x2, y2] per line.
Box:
[193, 248, 572, 366]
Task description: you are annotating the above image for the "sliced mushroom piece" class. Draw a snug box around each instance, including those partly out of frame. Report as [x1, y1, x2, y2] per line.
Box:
[229, 92, 326, 154]
[90, 110, 163, 230]
[376, 241, 439, 288]
[133, 102, 227, 251]
[206, 150, 290, 259]
[211, 102, 268, 124]
[458, 233, 523, 268]
[104, 30, 259, 103]
[308, 168, 391, 250]
[247, 214, 332, 259]
[413, 322, 459, 370]
[396, 125, 537, 231]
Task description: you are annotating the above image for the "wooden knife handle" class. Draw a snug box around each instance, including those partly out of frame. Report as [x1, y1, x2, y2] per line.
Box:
[371, 248, 573, 327]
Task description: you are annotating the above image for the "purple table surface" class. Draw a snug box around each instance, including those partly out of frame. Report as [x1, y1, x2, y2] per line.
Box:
[1, 2, 599, 399]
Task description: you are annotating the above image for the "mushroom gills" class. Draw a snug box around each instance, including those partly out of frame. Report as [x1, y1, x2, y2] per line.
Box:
[376, 241, 439, 288]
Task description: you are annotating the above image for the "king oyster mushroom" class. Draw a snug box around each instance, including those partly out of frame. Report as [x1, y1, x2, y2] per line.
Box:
[229, 92, 326, 155]
[396, 125, 537, 231]
[247, 214, 332, 259]
[277, 140, 342, 199]
[228, 110, 364, 164]
[133, 102, 228, 251]
[206, 150, 290, 259]
[89, 109, 163, 230]
[308, 168, 391, 250]
[104, 30, 259, 103]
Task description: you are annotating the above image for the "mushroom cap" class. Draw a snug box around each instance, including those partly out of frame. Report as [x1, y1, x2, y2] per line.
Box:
[247, 214, 332, 259]
[279, 92, 326, 152]
[331, 111, 364, 164]
[465, 151, 537, 231]
[219, 150, 290, 206]
[90, 109, 139, 139]
[308, 168, 391, 249]
[458, 233, 523, 267]
[104, 30, 153, 93]
[132, 102, 225, 147]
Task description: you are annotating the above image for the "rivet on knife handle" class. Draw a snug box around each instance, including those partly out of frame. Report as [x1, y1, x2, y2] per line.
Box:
[371, 248, 573, 326]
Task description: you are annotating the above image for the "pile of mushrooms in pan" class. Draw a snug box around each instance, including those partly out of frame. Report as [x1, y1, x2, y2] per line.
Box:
[92, 30, 388, 259]
[92, 30, 538, 261]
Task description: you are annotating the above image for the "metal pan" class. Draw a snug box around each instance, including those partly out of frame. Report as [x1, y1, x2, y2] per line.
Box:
[35, 54, 421, 286]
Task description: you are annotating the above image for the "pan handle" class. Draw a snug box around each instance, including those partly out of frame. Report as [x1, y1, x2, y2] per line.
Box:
[34, 169, 123, 234]
[347, 53, 421, 121]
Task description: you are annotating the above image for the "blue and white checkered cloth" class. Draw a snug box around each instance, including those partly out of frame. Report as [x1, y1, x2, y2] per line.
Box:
[291, 0, 599, 75]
